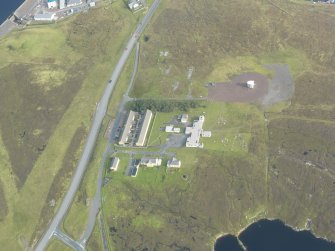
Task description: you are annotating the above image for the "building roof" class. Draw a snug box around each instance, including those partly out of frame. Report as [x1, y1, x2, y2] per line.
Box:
[119, 110, 136, 145]
[185, 117, 204, 147]
[181, 114, 188, 122]
[140, 157, 162, 166]
[110, 157, 120, 171]
[34, 12, 55, 20]
[136, 109, 153, 146]
[67, 0, 82, 5]
[167, 157, 181, 168]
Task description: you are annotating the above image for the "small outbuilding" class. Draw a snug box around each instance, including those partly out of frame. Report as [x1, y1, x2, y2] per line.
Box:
[109, 157, 120, 171]
[165, 125, 174, 133]
[140, 157, 162, 167]
[167, 157, 181, 168]
[180, 114, 188, 123]
[247, 80, 255, 89]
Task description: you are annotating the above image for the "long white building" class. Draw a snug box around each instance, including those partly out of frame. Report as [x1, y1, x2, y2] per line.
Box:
[119, 111, 136, 145]
[136, 109, 153, 147]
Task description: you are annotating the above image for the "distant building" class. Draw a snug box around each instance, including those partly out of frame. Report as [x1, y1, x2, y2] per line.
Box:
[165, 125, 181, 133]
[165, 125, 174, 133]
[128, 0, 143, 11]
[136, 109, 153, 147]
[110, 157, 120, 171]
[119, 110, 136, 145]
[173, 127, 181, 133]
[59, 0, 65, 9]
[180, 114, 188, 123]
[34, 12, 56, 21]
[67, 0, 82, 7]
[167, 157, 181, 168]
[140, 157, 162, 167]
[47, 0, 58, 8]
[247, 80, 255, 89]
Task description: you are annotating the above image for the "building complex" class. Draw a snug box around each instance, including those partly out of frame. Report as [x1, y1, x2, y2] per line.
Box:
[136, 109, 153, 147]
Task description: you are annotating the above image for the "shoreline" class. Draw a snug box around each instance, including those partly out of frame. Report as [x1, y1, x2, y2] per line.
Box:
[0, 0, 39, 39]
[213, 218, 335, 249]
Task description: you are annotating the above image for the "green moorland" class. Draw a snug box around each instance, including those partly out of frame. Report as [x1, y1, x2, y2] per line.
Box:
[0, 0, 139, 250]
[99, 0, 335, 250]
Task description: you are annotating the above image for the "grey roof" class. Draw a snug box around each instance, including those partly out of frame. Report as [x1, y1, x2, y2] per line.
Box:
[119, 111, 136, 145]
[67, 0, 82, 5]
[136, 110, 153, 146]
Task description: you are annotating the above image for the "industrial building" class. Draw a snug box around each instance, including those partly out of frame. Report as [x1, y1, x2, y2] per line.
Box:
[135, 109, 153, 147]
[119, 110, 137, 145]
[140, 157, 162, 167]
[167, 157, 181, 168]
[109, 157, 120, 171]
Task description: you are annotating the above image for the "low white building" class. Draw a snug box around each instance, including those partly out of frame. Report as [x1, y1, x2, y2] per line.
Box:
[185, 116, 205, 148]
[180, 114, 188, 123]
[173, 127, 181, 133]
[34, 12, 56, 21]
[140, 157, 162, 167]
[165, 125, 174, 133]
[167, 157, 181, 168]
[110, 157, 120, 171]
[67, 0, 82, 7]
[47, 0, 58, 8]
[128, 0, 143, 11]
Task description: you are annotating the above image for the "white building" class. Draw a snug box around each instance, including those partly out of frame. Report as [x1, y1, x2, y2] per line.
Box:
[173, 127, 181, 133]
[59, 0, 65, 9]
[185, 116, 205, 148]
[167, 157, 181, 168]
[247, 80, 255, 89]
[34, 12, 56, 21]
[136, 109, 153, 147]
[180, 114, 188, 123]
[128, 0, 143, 11]
[47, 0, 58, 8]
[140, 157, 162, 167]
[165, 125, 174, 133]
[110, 157, 120, 171]
[67, 0, 82, 7]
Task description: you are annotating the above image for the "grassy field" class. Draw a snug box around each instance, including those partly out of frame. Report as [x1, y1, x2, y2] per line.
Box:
[0, 0, 138, 249]
[46, 239, 72, 251]
[102, 101, 268, 250]
[99, 0, 335, 250]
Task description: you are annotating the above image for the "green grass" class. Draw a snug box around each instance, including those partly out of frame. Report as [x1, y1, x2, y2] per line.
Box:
[0, 1, 138, 249]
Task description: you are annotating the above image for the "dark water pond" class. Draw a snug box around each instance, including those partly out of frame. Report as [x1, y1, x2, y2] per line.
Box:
[215, 219, 335, 251]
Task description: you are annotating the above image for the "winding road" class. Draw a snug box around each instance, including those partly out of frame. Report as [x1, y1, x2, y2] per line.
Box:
[34, 1, 161, 250]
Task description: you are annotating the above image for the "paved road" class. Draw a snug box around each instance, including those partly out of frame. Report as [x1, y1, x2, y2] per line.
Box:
[78, 41, 141, 247]
[53, 228, 84, 251]
[34, 0, 161, 250]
